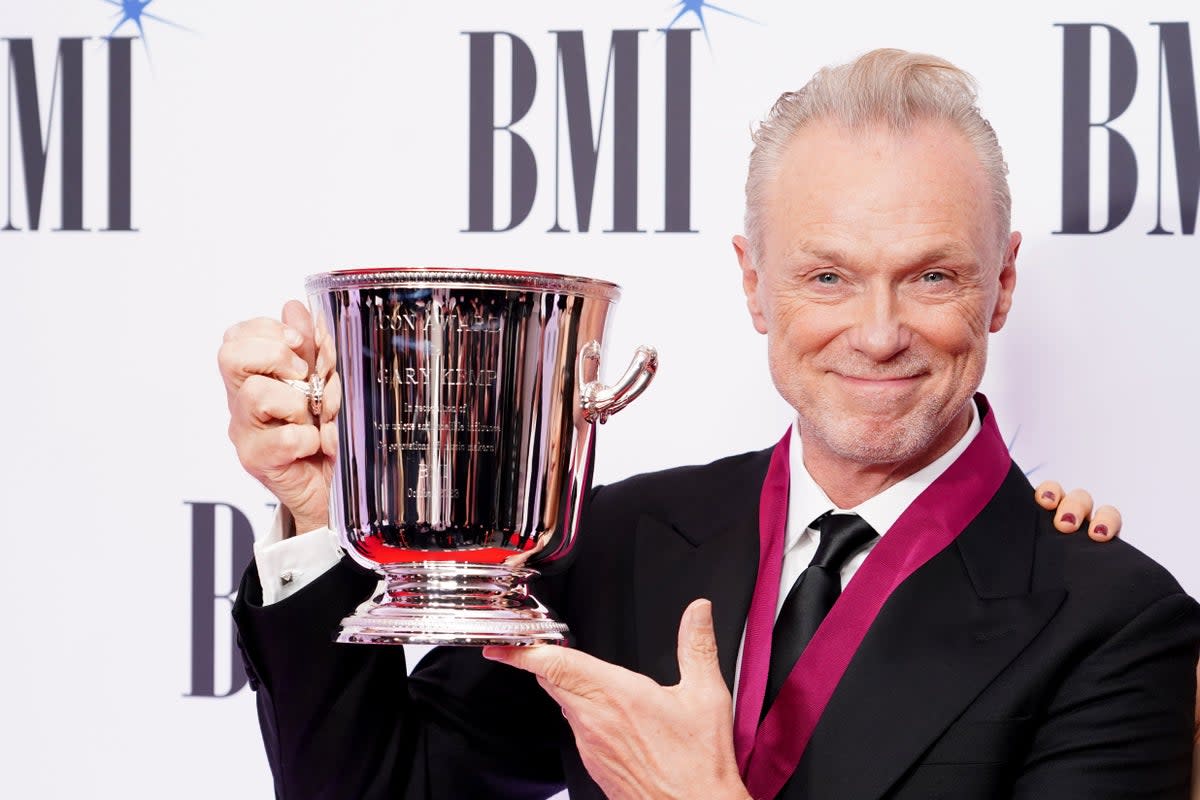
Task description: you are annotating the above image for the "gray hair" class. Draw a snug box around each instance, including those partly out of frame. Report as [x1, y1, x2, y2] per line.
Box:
[743, 48, 1012, 262]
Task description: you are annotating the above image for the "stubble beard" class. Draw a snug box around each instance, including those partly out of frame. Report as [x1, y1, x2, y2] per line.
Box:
[793, 392, 952, 467]
[778, 354, 966, 467]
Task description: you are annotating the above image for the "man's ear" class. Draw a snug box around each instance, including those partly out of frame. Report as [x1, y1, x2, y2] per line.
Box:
[989, 231, 1020, 333]
[733, 234, 769, 335]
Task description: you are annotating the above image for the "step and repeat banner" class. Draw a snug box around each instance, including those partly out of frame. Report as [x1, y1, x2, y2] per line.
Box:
[3, 1, 1197, 796]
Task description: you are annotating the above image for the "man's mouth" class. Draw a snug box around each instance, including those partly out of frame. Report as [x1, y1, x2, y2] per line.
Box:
[833, 372, 925, 385]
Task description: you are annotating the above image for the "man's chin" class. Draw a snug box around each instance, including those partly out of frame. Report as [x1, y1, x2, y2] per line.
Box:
[827, 440, 925, 467]
[810, 415, 938, 466]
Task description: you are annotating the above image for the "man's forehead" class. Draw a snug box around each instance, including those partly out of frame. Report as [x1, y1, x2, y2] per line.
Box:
[762, 118, 999, 261]
[780, 238, 979, 266]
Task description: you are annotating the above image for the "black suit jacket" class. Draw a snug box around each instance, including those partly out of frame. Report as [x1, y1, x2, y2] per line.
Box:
[234, 449, 1200, 799]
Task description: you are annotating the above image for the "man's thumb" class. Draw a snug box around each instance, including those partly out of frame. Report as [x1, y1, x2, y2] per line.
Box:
[281, 300, 316, 367]
[677, 598, 722, 686]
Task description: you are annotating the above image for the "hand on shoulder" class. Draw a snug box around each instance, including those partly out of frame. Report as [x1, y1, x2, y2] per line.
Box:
[1034, 480, 1122, 541]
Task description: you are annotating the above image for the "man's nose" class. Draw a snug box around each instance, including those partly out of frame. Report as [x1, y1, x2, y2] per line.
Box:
[846, 287, 911, 362]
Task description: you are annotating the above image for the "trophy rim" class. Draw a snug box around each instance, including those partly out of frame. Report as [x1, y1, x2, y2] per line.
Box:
[305, 267, 621, 301]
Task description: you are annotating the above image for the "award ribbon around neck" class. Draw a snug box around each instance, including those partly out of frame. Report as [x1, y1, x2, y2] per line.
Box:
[733, 395, 1012, 799]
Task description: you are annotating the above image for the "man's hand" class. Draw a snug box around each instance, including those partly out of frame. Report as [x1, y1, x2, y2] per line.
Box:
[1033, 481, 1122, 541]
[484, 600, 751, 800]
[218, 300, 341, 535]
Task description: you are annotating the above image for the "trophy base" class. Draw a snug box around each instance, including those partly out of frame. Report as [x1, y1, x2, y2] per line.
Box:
[336, 562, 568, 646]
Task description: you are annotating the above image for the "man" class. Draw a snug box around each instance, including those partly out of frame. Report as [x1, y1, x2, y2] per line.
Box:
[224, 50, 1195, 799]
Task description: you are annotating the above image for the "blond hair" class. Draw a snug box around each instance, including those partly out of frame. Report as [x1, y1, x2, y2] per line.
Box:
[744, 48, 1011, 260]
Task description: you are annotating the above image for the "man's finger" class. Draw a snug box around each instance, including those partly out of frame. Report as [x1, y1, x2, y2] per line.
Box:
[237, 374, 314, 427]
[222, 316, 293, 345]
[219, 336, 311, 393]
[282, 300, 316, 368]
[483, 644, 569, 682]
[320, 415, 340, 459]
[677, 599, 722, 688]
[1088, 504, 1122, 541]
[1033, 480, 1065, 511]
[231, 422, 322, 475]
[1054, 488, 1093, 533]
[484, 644, 610, 697]
[314, 314, 337, 380]
[320, 371, 343, 424]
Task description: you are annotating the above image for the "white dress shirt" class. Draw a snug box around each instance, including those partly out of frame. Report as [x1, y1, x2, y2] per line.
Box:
[732, 405, 982, 706]
[254, 512, 344, 604]
[777, 406, 982, 615]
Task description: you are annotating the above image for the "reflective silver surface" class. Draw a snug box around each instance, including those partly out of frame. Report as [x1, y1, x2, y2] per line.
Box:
[307, 268, 656, 645]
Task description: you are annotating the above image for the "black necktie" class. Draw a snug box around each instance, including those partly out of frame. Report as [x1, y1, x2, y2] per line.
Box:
[763, 512, 879, 714]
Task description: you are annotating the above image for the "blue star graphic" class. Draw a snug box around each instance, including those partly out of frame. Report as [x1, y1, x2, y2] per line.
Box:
[1006, 425, 1047, 478]
[664, 0, 758, 47]
[102, 0, 192, 58]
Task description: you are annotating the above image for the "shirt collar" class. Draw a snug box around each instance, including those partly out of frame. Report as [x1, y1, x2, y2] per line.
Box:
[785, 400, 983, 551]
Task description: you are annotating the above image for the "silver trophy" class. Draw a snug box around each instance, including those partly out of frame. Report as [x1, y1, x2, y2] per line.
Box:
[306, 268, 657, 646]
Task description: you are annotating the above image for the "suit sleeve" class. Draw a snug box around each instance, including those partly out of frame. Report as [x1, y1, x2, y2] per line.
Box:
[232, 557, 567, 800]
[1012, 591, 1200, 799]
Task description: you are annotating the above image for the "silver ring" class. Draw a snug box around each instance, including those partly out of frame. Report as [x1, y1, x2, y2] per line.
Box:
[283, 374, 324, 418]
[307, 373, 324, 417]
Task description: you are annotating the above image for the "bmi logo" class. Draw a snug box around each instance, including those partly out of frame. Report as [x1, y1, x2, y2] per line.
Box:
[463, 3, 757, 234]
[2, 37, 135, 231]
[2, 2, 189, 232]
[1057, 22, 1198, 235]
[186, 501, 255, 699]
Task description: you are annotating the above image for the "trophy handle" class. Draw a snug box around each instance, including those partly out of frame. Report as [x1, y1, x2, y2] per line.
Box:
[579, 341, 658, 424]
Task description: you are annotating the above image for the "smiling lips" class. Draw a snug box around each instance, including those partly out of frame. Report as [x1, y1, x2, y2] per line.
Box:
[831, 374, 930, 404]
[830, 373, 927, 409]
[834, 372, 925, 385]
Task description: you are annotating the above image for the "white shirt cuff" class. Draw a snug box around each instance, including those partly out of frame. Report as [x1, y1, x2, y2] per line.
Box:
[253, 507, 343, 605]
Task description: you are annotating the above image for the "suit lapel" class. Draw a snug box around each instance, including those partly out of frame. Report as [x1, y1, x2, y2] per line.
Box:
[788, 466, 1067, 799]
[632, 450, 770, 690]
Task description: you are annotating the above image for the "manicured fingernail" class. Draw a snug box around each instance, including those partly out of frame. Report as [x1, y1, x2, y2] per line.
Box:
[1093, 524, 1109, 537]
[1041, 491, 1056, 502]
[283, 326, 303, 347]
[1060, 513, 1077, 526]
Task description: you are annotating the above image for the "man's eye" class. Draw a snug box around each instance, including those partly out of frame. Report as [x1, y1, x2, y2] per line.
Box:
[921, 271, 947, 283]
[816, 273, 839, 285]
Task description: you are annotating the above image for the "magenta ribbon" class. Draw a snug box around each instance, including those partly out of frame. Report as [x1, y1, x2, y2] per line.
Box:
[733, 397, 1012, 799]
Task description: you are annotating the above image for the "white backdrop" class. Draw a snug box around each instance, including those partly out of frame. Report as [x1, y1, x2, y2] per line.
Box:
[2, 1, 1197, 797]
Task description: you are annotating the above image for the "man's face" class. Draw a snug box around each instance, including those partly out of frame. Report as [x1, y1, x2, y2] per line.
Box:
[735, 118, 1019, 468]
